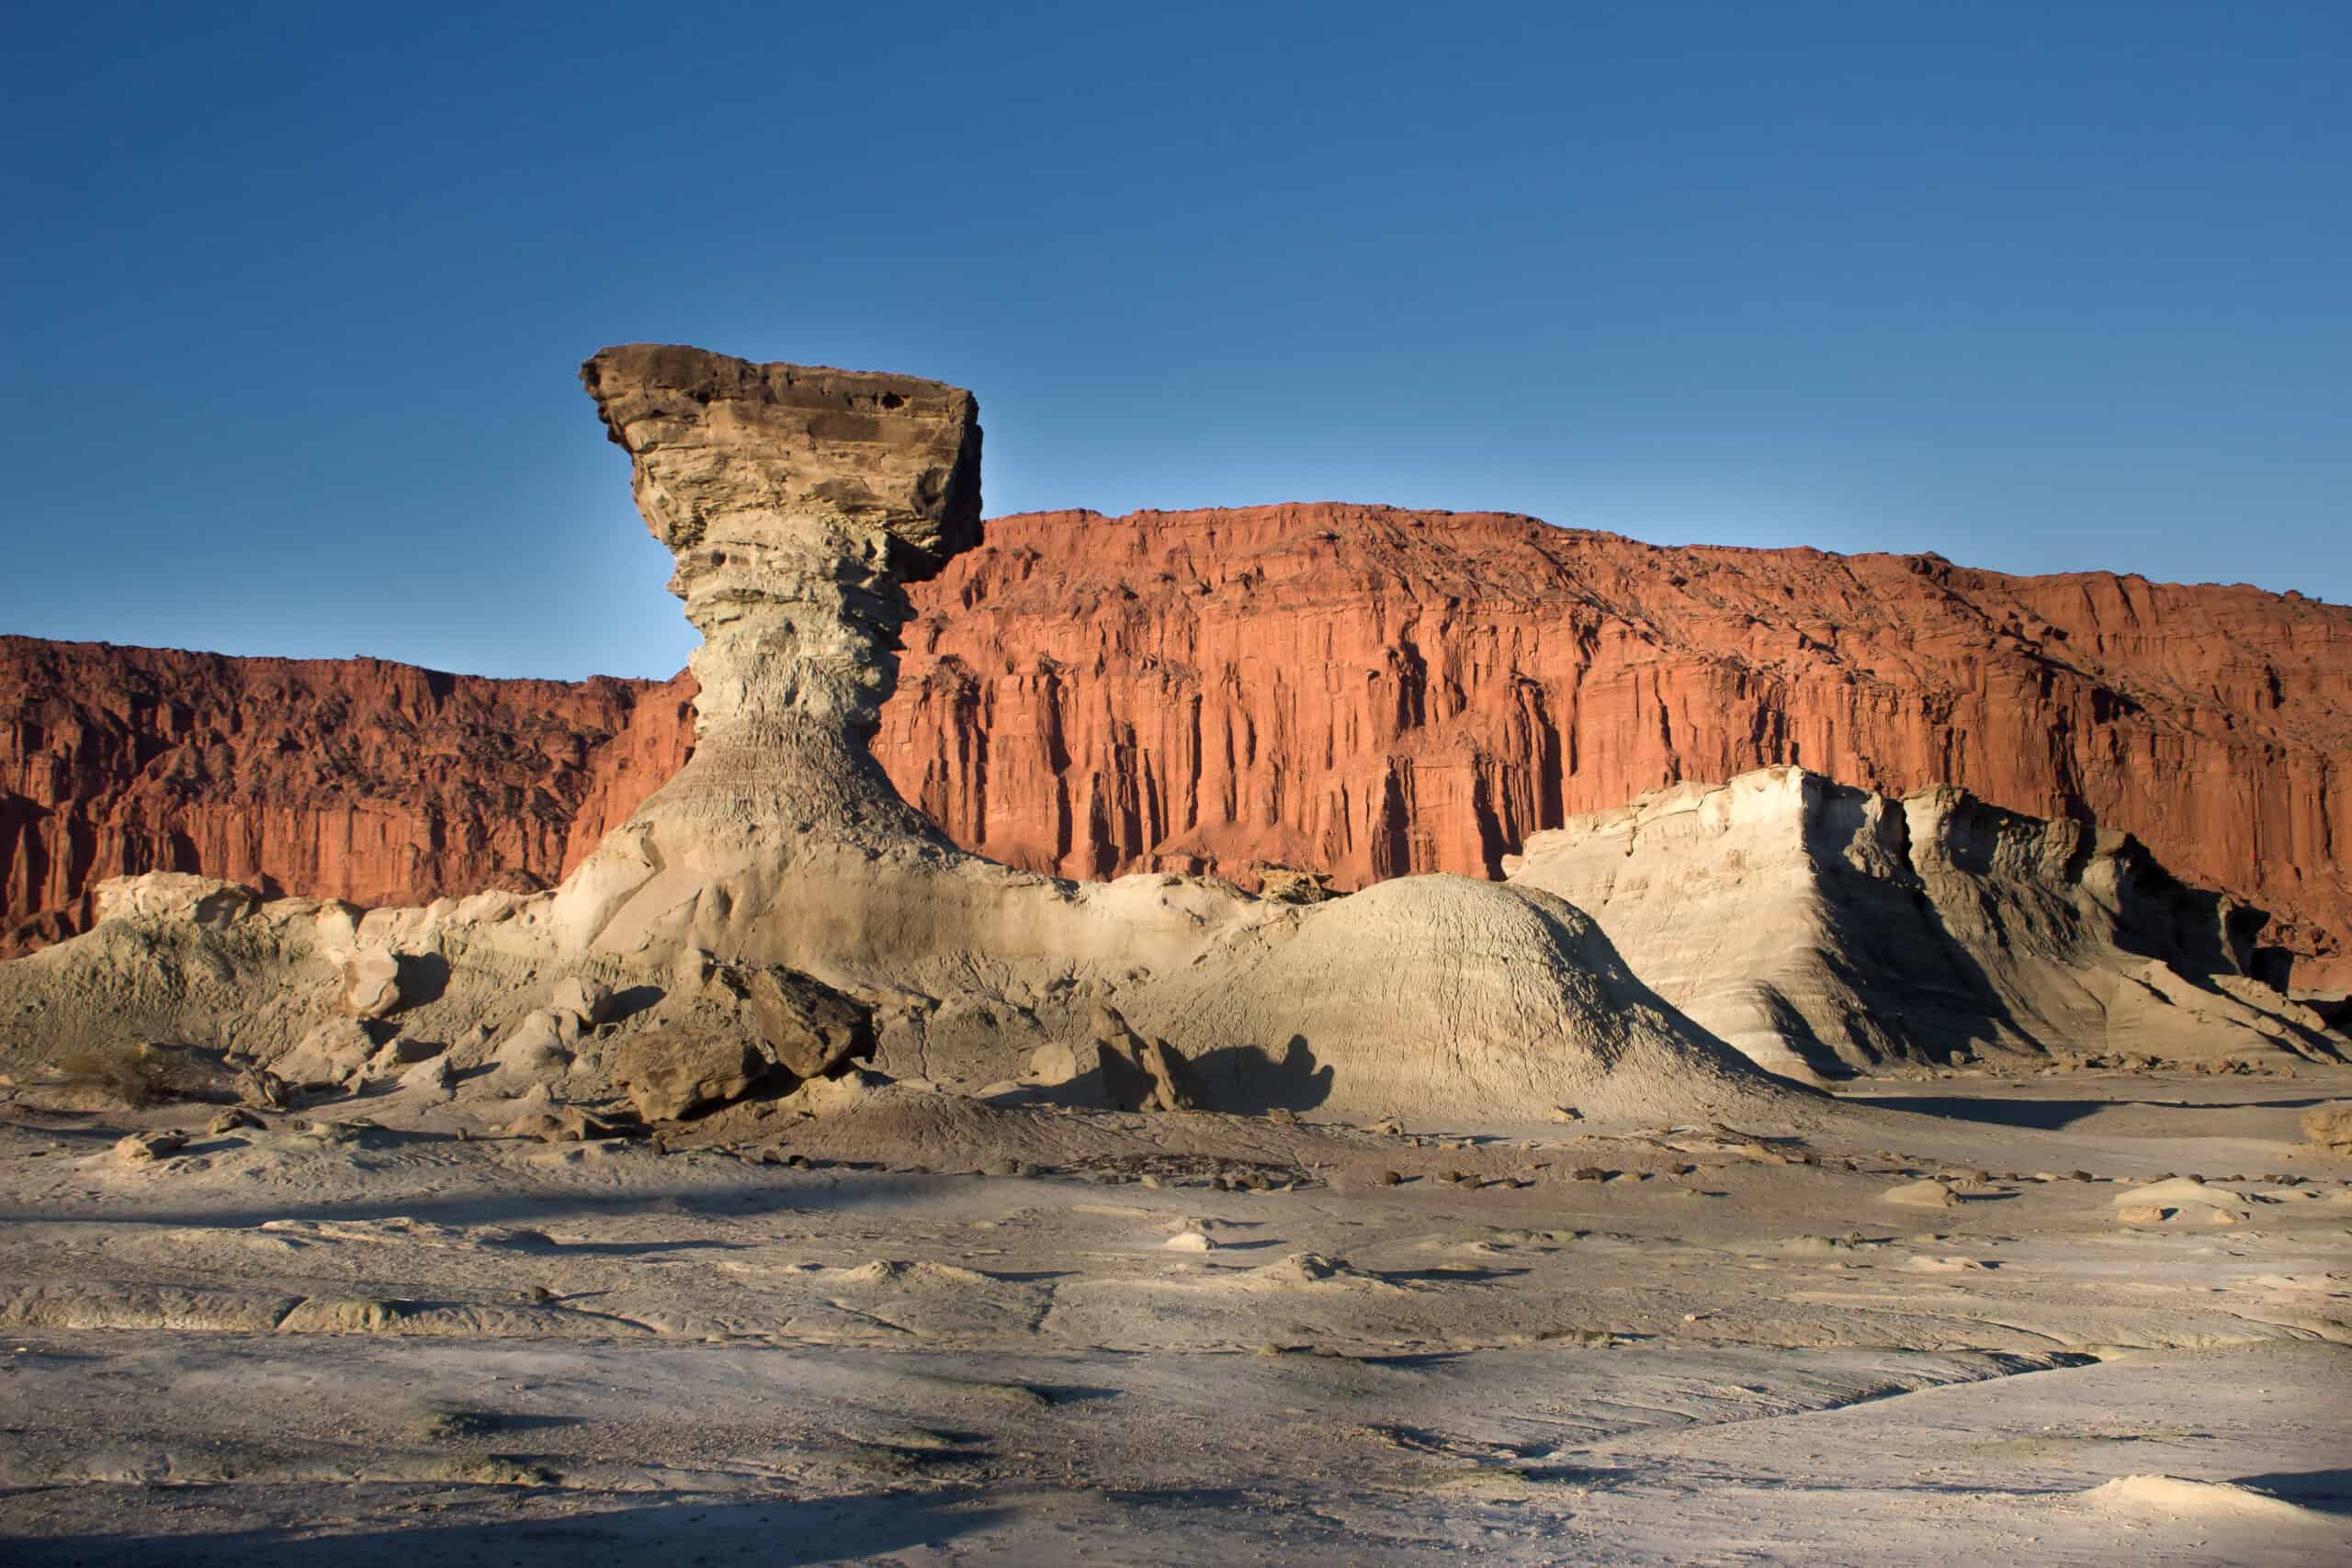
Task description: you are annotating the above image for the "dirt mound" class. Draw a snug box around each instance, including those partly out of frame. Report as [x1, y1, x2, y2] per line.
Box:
[1122, 874, 1801, 1122]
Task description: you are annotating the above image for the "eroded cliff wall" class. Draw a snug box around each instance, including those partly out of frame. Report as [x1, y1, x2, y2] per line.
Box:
[8, 502, 2348, 982]
[0, 637, 693, 955]
[876, 505, 2352, 985]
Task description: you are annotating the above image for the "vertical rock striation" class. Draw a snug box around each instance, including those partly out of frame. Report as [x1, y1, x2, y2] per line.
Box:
[875, 504, 2352, 985]
[0, 636, 691, 956]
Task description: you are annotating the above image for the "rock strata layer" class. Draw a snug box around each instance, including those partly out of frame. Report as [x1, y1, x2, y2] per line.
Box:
[8, 510, 2347, 985]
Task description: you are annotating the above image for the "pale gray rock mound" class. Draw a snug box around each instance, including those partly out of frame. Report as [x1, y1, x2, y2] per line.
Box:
[1504, 766, 2346, 1078]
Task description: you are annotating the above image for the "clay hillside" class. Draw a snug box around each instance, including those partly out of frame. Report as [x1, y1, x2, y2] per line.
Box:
[6, 503, 2348, 984]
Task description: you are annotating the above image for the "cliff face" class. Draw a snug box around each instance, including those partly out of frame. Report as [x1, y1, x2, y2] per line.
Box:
[0, 636, 693, 956]
[8, 502, 2349, 985]
[874, 504, 2352, 986]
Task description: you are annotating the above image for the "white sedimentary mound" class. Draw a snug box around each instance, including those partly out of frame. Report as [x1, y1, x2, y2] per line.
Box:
[1504, 766, 2346, 1080]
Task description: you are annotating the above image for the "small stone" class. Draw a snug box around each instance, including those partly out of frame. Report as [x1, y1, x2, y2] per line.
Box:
[1378, 1170, 1403, 1187]
[1883, 1179, 1958, 1209]
[208, 1108, 262, 1135]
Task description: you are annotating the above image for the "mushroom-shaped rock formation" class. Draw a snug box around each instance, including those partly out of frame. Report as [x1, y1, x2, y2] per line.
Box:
[0, 345, 1804, 1126]
[549, 347, 1283, 988]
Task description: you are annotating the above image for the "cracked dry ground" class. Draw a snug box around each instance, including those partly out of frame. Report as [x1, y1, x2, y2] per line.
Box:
[2, 1073, 2347, 1565]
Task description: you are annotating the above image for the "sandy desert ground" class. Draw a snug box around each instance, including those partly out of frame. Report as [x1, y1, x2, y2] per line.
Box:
[3, 1068, 2346, 1566]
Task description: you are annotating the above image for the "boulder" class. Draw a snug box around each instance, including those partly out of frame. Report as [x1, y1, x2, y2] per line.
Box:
[738, 965, 874, 1079]
[2301, 1101, 2352, 1150]
[608, 1025, 768, 1122]
[114, 1129, 187, 1164]
[272, 1019, 377, 1089]
[399, 1054, 456, 1105]
[1027, 1042, 1082, 1084]
[234, 1067, 289, 1111]
[494, 1010, 579, 1077]
[365, 1037, 442, 1078]
[338, 949, 403, 1020]
[789, 1067, 901, 1117]
[1883, 1179, 1957, 1209]
[546, 976, 613, 1029]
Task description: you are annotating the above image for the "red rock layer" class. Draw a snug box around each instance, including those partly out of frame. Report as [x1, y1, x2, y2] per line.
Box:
[7, 505, 2348, 986]
[0, 636, 693, 957]
[873, 505, 2352, 986]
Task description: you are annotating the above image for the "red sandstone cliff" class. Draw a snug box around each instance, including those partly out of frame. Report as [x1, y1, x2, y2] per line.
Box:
[874, 505, 2351, 985]
[7, 504, 2348, 984]
[0, 637, 693, 955]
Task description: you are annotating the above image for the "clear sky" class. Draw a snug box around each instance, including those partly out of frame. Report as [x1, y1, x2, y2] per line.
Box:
[6, 2, 2347, 681]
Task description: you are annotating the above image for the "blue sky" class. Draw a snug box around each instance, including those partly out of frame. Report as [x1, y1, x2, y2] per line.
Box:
[6, 2, 2346, 680]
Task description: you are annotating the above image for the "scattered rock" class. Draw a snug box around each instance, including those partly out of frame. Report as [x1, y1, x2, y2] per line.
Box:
[365, 1037, 442, 1078]
[233, 1067, 289, 1111]
[2301, 1101, 2352, 1151]
[272, 1019, 377, 1089]
[399, 1054, 456, 1105]
[546, 976, 613, 1029]
[607, 1025, 767, 1121]
[1883, 1179, 1957, 1209]
[735, 964, 875, 1079]
[113, 1130, 187, 1164]
[1547, 1104, 1583, 1123]
[208, 1108, 262, 1135]
[1255, 865, 1336, 904]
[495, 1010, 580, 1078]
[1026, 1042, 1082, 1085]
[503, 1104, 634, 1144]
[338, 949, 403, 1020]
